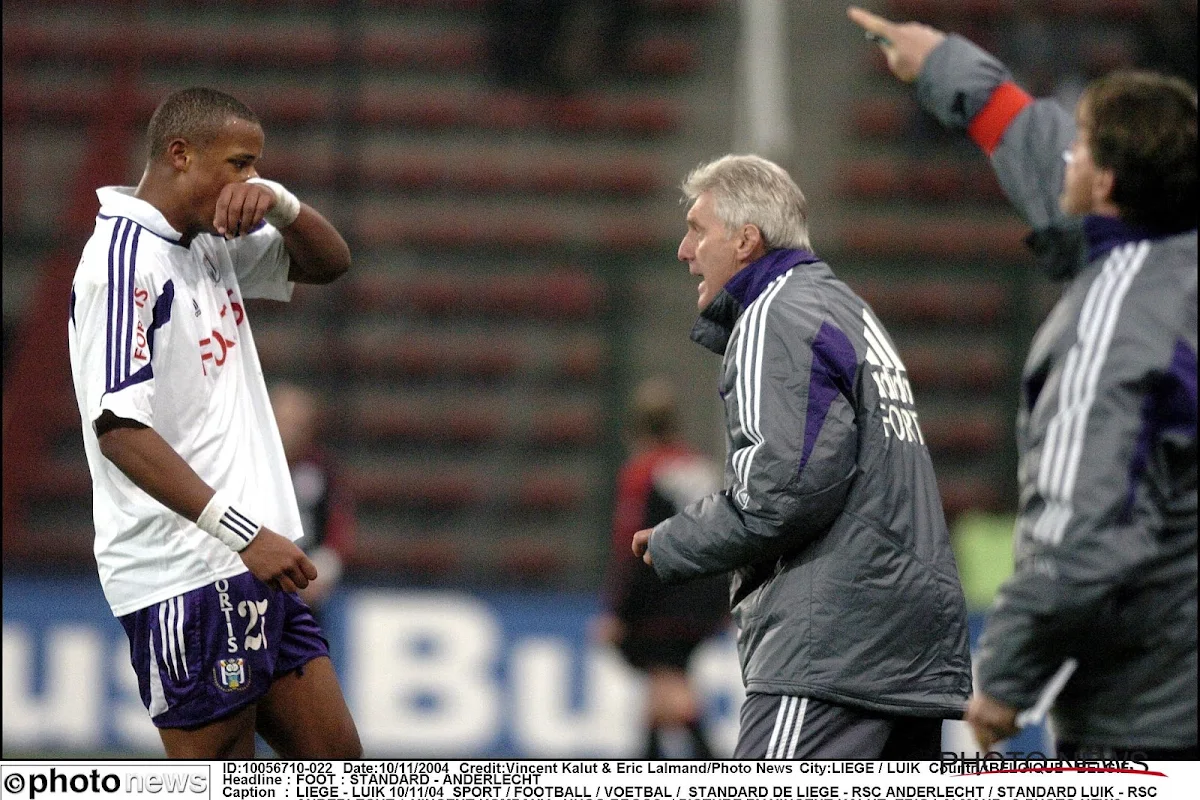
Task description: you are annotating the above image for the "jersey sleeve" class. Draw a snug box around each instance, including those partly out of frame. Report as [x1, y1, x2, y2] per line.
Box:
[72, 252, 174, 430]
[229, 221, 294, 301]
[649, 303, 859, 582]
[977, 250, 1198, 708]
[916, 34, 1086, 278]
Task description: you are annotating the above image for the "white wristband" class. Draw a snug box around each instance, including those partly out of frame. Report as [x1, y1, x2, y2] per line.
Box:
[196, 491, 262, 552]
[246, 177, 301, 229]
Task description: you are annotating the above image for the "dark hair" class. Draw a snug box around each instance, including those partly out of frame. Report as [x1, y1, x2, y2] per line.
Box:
[1083, 70, 1197, 232]
[145, 87, 260, 163]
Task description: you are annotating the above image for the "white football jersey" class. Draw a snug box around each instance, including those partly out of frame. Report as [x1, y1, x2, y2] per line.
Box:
[68, 186, 304, 616]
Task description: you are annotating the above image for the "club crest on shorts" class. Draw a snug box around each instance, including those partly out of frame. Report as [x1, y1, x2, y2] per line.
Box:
[215, 658, 249, 692]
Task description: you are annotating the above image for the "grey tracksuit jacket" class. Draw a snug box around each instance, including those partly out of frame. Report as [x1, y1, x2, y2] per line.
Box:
[648, 247, 973, 718]
[917, 36, 1198, 748]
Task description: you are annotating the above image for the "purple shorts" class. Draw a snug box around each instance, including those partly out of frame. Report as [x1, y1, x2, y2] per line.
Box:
[118, 571, 330, 730]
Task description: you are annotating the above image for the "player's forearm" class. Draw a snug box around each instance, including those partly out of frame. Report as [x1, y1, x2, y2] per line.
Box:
[97, 422, 215, 523]
[283, 204, 351, 284]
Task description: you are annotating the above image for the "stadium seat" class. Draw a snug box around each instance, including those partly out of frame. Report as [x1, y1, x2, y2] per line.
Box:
[839, 158, 905, 200]
[527, 406, 604, 447]
[849, 97, 912, 140]
[252, 323, 330, 376]
[839, 218, 1029, 260]
[354, 86, 682, 136]
[919, 413, 1004, 453]
[938, 475, 1004, 521]
[512, 472, 587, 513]
[341, 331, 526, 379]
[853, 279, 1007, 325]
[349, 535, 463, 576]
[345, 465, 488, 510]
[349, 397, 509, 445]
[495, 537, 572, 583]
[883, 0, 1016, 20]
[902, 345, 1008, 391]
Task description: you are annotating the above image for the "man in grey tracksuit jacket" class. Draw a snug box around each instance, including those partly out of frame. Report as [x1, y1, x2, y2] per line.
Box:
[849, 7, 1197, 758]
[633, 154, 972, 759]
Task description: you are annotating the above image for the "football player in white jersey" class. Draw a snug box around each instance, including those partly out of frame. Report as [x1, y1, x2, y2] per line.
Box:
[68, 87, 360, 758]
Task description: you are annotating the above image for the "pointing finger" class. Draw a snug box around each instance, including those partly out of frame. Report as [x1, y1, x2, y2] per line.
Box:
[847, 6, 894, 38]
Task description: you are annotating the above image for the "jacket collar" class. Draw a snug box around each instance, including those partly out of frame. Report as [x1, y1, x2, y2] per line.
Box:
[689, 248, 819, 355]
[96, 186, 187, 245]
[1083, 214, 1174, 264]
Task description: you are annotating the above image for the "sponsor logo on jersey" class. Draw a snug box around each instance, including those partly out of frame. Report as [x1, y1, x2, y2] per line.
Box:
[863, 308, 926, 446]
[215, 658, 248, 692]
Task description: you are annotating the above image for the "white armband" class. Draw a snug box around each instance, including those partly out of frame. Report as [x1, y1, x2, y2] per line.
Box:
[197, 491, 262, 552]
[246, 177, 301, 229]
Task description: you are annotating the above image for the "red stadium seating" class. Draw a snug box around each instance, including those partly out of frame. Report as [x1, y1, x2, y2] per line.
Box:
[919, 413, 1005, 453]
[839, 217, 1029, 260]
[496, 538, 572, 582]
[852, 279, 1008, 325]
[902, 345, 1008, 391]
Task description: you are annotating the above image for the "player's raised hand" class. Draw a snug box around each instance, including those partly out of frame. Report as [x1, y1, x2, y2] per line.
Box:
[239, 526, 319, 593]
[847, 6, 945, 83]
[214, 179, 275, 239]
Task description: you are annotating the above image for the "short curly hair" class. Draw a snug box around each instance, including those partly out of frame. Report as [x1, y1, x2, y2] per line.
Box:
[1082, 71, 1197, 233]
[145, 87, 260, 163]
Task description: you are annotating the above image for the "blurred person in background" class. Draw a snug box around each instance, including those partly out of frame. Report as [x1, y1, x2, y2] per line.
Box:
[67, 87, 360, 759]
[633, 155, 972, 759]
[270, 382, 355, 628]
[594, 377, 728, 759]
[851, 6, 1197, 759]
[486, 0, 637, 93]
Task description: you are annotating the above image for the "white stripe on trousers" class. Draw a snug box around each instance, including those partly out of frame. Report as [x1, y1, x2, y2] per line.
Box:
[158, 597, 188, 680]
[766, 696, 809, 759]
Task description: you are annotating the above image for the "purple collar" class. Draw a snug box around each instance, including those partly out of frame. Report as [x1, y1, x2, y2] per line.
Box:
[1083, 214, 1171, 263]
[690, 248, 821, 355]
[724, 248, 820, 306]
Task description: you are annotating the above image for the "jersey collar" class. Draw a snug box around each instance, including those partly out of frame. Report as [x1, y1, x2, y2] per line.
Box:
[1082, 214, 1187, 264]
[96, 186, 186, 245]
[689, 248, 820, 355]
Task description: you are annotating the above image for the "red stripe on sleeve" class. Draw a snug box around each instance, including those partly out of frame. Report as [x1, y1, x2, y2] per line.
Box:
[967, 81, 1034, 156]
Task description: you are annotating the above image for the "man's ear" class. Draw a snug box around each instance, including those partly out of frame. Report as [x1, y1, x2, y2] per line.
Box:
[1092, 166, 1117, 210]
[166, 138, 191, 172]
[736, 223, 763, 261]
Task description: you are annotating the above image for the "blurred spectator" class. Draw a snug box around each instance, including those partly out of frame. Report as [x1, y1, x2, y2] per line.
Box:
[1136, 0, 1198, 84]
[486, 0, 638, 93]
[270, 383, 355, 623]
[593, 377, 728, 759]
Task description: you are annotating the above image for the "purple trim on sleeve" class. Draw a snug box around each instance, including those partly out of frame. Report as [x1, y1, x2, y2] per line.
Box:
[799, 322, 859, 474]
[105, 219, 125, 391]
[1123, 338, 1197, 521]
[123, 226, 141, 383]
[109, 280, 173, 393]
[724, 248, 820, 307]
